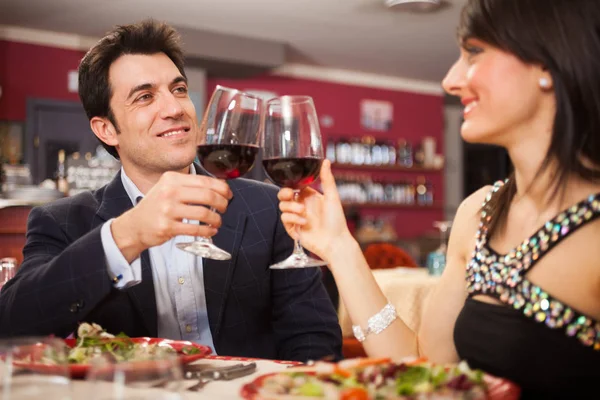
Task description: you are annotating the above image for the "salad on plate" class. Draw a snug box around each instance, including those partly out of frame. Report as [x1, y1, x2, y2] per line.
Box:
[241, 357, 520, 400]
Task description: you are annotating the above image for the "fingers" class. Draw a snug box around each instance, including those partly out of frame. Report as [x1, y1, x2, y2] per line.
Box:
[277, 188, 296, 202]
[177, 187, 229, 213]
[277, 187, 319, 202]
[163, 171, 233, 200]
[319, 160, 340, 201]
[281, 212, 307, 227]
[173, 204, 223, 228]
[171, 221, 219, 238]
[279, 200, 305, 215]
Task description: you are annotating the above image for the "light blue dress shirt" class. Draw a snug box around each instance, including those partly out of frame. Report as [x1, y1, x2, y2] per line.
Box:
[100, 166, 216, 353]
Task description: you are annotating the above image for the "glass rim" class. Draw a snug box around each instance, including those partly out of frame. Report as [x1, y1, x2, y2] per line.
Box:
[266, 95, 314, 105]
[214, 85, 264, 103]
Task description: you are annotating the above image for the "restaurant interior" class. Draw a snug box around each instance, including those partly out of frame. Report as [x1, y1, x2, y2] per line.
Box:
[0, 0, 521, 398]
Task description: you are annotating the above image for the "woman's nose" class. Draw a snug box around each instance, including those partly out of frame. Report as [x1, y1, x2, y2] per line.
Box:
[442, 59, 465, 97]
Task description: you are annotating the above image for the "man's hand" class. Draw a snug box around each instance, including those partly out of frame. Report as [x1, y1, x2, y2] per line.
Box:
[111, 171, 233, 262]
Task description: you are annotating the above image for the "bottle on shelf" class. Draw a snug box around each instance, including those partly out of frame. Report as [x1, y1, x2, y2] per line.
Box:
[336, 138, 351, 164]
[413, 144, 426, 167]
[55, 149, 70, 196]
[425, 179, 434, 205]
[387, 141, 397, 166]
[397, 139, 413, 168]
[415, 175, 433, 206]
[361, 136, 375, 165]
[350, 138, 365, 165]
[371, 141, 383, 165]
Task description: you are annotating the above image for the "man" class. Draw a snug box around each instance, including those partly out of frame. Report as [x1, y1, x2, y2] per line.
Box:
[0, 19, 342, 362]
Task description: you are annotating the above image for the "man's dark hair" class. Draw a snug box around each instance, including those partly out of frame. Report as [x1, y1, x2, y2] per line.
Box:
[78, 19, 187, 159]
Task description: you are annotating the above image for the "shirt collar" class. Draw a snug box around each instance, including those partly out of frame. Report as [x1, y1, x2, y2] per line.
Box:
[120, 165, 196, 206]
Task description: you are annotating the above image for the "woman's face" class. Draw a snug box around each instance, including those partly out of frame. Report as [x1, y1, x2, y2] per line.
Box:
[442, 38, 553, 147]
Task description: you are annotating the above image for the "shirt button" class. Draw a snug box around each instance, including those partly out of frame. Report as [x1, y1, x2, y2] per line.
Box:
[178, 277, 185, 285]
[185, 325, 192, 333]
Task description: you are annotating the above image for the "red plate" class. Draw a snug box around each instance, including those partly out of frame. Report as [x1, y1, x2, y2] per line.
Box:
[241, 370, 521, 400]
[12, 337, 212, 378]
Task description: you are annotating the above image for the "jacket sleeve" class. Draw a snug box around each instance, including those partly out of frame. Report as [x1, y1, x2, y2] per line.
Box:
[269, 208, 343, 362]
[0, 205, 113, 337]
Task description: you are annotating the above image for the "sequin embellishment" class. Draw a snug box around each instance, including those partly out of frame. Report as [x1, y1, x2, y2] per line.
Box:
[466, 181, 600, 351]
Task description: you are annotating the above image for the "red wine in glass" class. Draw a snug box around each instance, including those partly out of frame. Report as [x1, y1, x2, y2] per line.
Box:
[198, 144, 259, 180]
[176, 86, 262, 260]
[262, 157, 323, 190]
[262, 95, 327, 269]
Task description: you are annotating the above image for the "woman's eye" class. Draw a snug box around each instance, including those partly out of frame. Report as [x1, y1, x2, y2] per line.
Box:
[464, 45, 483, 59]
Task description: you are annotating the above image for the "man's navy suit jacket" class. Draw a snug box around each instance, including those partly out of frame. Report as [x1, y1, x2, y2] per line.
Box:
[0, 165, 342, 361]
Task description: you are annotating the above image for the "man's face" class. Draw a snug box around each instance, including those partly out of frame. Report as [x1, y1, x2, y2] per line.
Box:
[107, 52, 199, 174]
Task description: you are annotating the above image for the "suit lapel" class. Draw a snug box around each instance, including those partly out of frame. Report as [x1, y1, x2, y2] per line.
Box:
[127, 250, 158, 336]
[95, 171, 134, 223]
[94, 171, 158, 337]
[203, 195, 247, 341]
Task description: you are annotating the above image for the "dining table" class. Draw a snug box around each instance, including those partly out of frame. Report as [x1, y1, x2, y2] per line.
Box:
[56, 355, 298, 399]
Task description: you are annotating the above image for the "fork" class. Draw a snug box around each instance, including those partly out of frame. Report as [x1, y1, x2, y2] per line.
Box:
[186, 362, 257, 392]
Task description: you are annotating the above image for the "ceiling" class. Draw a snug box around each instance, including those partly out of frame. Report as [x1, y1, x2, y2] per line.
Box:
[0, 0, 466, 84]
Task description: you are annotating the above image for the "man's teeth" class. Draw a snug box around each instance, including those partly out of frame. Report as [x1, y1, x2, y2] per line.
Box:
[160, 129, 185, 137]
[464, 101, 478, 114]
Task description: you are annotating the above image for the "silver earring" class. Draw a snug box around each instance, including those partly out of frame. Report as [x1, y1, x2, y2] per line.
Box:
[539, 77, 550, 89]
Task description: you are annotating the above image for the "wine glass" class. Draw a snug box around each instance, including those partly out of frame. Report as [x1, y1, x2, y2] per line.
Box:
[0, 336, 72, 399]
[426, 220, 452, 276]
[85, 353, 183, 400]
[262, 95, 327, 269]
[177, 85, 262, 260]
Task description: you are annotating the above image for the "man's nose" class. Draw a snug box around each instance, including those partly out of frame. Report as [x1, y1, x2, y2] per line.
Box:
[160, 92, 184, 119]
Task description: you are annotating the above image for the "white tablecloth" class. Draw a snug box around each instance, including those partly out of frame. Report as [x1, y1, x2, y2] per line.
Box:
[338, 267, 441, 336]
[65, 356, 296, 399]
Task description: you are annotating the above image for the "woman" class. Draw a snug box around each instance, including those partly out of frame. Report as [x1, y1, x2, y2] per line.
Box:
[277, 0, 600, 397]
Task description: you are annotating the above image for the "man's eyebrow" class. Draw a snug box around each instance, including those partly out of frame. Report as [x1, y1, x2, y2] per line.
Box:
[126, 83, 155, 101]
[126, 76, 187, 101]
[171, 76, 187, 86]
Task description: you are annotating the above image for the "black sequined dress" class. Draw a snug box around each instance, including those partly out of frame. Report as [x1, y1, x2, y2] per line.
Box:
[453, 181, 600, 399]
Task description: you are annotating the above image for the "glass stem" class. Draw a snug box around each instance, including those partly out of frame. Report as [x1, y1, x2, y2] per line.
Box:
[292, 190, 305, 257]
[197, 207, 216, 242]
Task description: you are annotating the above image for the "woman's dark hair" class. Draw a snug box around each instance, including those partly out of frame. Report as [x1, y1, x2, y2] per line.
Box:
[78, 19, 187, 159]
[458, 0, 600, 235]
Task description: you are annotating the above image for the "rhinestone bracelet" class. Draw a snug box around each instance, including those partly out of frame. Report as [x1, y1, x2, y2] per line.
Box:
[352, 303, 398, 342]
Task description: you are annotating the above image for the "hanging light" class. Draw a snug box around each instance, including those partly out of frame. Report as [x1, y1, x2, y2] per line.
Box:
[384, 0, 443, 12]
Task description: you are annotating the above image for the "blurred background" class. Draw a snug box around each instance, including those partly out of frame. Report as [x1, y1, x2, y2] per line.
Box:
[0, 0, 511, 266]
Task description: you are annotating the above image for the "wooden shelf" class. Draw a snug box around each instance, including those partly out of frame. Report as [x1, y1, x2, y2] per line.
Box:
[342, 202, 444, 210]
[331, 162, 442, 172]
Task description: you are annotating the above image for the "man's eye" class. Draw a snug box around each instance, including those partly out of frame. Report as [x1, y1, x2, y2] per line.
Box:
[136, 94, 152, 102]
[174, 86, 188, 94]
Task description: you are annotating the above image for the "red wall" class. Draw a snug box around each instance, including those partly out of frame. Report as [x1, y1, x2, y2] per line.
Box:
[0, 40, 84, 121]
[0, 39, 445, 239]
[207, 77, 445, 239]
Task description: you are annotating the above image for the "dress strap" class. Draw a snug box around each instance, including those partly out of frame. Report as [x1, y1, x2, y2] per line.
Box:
[478, 180, 507, 224]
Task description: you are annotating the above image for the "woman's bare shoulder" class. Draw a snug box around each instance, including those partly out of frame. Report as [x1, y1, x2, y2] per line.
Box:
[455, 186, 491, 224]
[448, 185, 493, 252]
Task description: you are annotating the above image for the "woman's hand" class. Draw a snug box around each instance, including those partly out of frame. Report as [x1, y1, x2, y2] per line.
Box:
[277, 160, 355, 264]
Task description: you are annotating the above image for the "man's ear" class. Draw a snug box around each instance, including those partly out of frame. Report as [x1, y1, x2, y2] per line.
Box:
[90, 116, 119, 147]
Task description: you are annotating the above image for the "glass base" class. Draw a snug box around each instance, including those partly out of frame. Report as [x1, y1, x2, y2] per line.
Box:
[176, 239, 231, 260]
[269, 252, 328, 269]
